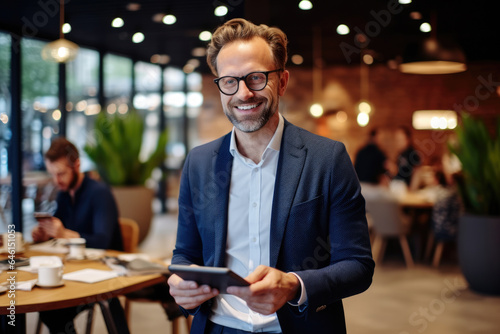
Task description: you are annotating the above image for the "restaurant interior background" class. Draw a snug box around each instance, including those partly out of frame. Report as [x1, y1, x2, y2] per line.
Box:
[0, 0, 500, 332]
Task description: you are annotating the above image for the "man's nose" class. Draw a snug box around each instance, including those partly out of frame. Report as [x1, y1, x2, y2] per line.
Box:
[235, 80, 255, 99]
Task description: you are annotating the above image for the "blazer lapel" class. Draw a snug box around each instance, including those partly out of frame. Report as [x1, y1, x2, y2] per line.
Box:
[269, 121, 306, 268]
[212, 133, 233, 267]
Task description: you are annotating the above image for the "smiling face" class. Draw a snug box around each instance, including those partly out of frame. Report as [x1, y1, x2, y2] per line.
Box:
[216, 37, 289, 133]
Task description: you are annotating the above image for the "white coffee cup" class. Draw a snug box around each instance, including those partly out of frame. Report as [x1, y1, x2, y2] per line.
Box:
[68, 238, 86, 259]
[38, 264, 64, 286]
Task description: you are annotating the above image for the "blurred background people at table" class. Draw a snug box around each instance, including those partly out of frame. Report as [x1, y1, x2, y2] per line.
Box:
[354, 128, 392, 185]
[31, 137, 123, 249]
[31, 137, 128, 334]
[394, 126, 422, 186]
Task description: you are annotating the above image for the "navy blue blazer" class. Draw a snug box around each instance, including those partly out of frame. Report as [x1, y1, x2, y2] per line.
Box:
[172, 120, 374, 334]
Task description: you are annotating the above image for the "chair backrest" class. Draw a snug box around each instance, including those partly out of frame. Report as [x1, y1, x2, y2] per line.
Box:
[119, 217, 139, 253]
[365, 197, 409, 236]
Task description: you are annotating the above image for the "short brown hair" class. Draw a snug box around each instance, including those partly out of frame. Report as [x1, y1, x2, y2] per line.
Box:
[207, 18, 288, 76]
[45, 137, 79, 167]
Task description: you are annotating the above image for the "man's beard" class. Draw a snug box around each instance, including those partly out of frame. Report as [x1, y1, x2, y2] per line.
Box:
[224, 96, 278, 133]
[67, 169, 79, 191]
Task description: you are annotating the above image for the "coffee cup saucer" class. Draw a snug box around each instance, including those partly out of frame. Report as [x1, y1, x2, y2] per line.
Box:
[36, 280, 65, 288]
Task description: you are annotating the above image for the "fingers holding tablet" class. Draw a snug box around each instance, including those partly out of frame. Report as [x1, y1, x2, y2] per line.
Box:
[168, 264, 249, 294]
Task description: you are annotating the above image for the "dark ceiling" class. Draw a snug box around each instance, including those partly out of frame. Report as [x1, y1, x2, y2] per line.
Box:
[1, 0, 499, 74]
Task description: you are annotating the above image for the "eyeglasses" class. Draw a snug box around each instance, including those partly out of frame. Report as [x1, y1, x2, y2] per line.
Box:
[214, 69, 283, 96]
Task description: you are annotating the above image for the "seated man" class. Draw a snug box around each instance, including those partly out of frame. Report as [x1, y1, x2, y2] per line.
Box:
[32, 137, 127, 334]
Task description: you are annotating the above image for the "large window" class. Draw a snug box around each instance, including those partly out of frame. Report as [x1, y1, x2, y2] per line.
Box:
[21, 38, 59, 171]
[0, 32, 11, 229]
[66, 47, 100, 171]
[134, 61, 162, 162]
[163, 67, 202, 169]
[0, 32, 10, 180]
[1, 32, 203, 229]
[104, 54, 132, 110]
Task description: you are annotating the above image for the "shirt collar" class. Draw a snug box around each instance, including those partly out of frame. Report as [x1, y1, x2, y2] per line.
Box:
[229, 113, 284, 158]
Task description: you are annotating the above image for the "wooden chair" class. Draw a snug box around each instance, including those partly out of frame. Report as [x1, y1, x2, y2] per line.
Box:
[366, 196, 414, 268]
[118, 218, 192, 334]
[119, 217, 140, 253]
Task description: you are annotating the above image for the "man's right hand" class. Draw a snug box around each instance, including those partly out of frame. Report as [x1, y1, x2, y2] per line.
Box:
[167, 273, 219, 310]
[31, 225, 49, 243]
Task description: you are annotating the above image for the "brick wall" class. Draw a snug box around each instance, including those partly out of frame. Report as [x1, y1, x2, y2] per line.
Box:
[198, 62, 500, 166]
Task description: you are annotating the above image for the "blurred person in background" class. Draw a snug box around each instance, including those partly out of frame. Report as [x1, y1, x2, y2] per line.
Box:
[32, 137, 128, 334]
[354, 128, 391, 185]
[394, 126, 421, 186]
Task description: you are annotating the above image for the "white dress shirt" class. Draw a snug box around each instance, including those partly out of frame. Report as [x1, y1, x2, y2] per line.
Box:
[209, 114, 285, 333]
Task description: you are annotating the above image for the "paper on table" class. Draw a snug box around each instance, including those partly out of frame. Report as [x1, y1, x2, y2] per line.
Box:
[18, 256, 64, 273]
[0, 279, 37, 291]
[63, 269, 118, 283]
[117, 253, 151, 262]
[29, 239, 69, 254]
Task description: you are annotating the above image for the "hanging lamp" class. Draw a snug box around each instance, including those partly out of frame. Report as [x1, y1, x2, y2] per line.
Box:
[399, 13, 466, 74]
[41, 0, 79, 63]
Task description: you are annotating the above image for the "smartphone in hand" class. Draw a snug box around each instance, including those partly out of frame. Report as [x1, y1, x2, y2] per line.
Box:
[33, 212, 53, 219]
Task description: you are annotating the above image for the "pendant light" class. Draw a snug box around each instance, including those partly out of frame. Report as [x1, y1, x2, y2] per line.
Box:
[41, 0, 79, 63]
[399, 12, 466, 74]
[309, 26, 324, 118]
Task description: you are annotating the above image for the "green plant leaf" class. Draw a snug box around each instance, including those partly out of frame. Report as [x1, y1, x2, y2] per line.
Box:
[84, 109, 168, 186]
[449, 113, 500, 215]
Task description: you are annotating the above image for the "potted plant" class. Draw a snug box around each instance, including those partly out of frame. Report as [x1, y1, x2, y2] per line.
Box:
[84, 110, 168, 243]
[448, 113, 500, 295]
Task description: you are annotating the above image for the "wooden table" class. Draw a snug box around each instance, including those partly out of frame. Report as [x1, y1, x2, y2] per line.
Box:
[0, 250, 165, 333]
[398, 191, 435, 209]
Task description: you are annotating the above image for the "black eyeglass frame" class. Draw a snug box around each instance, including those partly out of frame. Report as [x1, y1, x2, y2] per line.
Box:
[213, 69, 283, 96]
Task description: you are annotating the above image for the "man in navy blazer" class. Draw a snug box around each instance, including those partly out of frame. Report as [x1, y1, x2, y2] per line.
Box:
[168, 18, 374, 334]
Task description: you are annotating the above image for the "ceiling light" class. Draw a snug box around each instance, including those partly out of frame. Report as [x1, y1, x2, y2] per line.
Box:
[400, 13, 467, 75]
[299, 0, 313, 10]
[62, 23, 71, 34]
[112, 17, 124, 28]
[187, 59, 200, 68]
[214, 5, 228, 17]
[41, 0, 78, 63]
[410, 11, 422, 20]
[151, 54, 170, 64]
[399, 37, 467, 74]
[412, 110, 457, 129]
[357, 112, 369, 127]
[199, 31, 212, 41]
[420, 22, 432, 33]
[291, 54, 303, 65]
[126, 3, 141, 11]
[362, 54, 374, 65]
[336, 24, 349, 35]
[357, 101, 372, 114]
[162, 14, 176, 25]
[132, 32, 145, 43]
[310, 103, 323, 117]
[398, 0, 412, 4]
[191, 47, 206, 57]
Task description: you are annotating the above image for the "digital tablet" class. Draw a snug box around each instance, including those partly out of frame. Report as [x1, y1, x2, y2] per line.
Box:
[168, 264, 249, 293]
[33, 212, 53, 219]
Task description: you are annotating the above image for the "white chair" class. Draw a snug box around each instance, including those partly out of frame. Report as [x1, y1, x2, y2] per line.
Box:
[365, 196, 414, 268]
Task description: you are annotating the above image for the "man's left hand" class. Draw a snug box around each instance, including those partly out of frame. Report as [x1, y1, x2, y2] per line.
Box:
[227, 265, 300, 315]
[39, 218, 80, 239]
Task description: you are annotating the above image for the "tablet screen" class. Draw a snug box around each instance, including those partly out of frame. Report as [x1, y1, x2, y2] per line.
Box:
[168, 264, 249, 293]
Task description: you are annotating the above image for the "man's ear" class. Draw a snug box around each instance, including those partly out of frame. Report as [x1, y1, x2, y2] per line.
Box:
[278, 70, 289, 96]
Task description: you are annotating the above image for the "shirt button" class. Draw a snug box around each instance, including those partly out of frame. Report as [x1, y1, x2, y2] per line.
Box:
[251, 237, 257, 243]
[252, 202, 257, 207]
